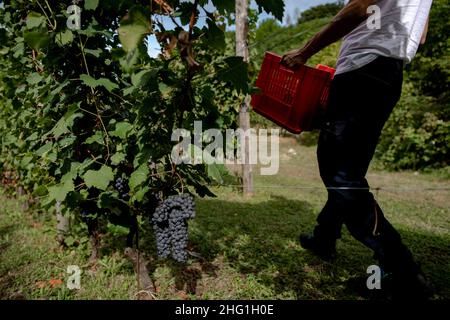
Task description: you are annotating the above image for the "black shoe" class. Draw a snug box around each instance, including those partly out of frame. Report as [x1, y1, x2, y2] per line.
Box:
[299, 233, 336, 261]
[389, 271, 435, 300]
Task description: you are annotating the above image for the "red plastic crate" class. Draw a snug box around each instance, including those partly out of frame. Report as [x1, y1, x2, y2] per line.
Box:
[251, 52, 335, 134]
[316, 64, 336, 109]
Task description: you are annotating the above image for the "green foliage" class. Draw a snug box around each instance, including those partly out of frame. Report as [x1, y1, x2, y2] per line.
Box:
[378, 0, 449, 170]
[297, 1, 344, 24]
[118, 6, 152, 52]
[255, 0, 285, 21]
[220, 56, 249, 93]
[407, 0, 450, 99]
[84, 166, 115, 191]
[211, 0, 234, 14]
[252, 17, 340, 68]
[0, 0, 285, 250]
[377, 84, 449, 170]
[84, 0, 100, 11]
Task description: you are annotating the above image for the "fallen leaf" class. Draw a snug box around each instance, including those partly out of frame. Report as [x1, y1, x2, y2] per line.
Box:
[49, 279, 63, 288]
[31, 222, 43, 229]
[177, 290, 189, 300]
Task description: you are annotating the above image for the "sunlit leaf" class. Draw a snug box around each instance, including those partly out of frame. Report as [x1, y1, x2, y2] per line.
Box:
[118, 6, 152, 52]
[84, 165, 114, 190]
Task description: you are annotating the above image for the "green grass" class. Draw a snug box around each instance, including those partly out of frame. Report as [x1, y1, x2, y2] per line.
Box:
[1, 138, 449, 300]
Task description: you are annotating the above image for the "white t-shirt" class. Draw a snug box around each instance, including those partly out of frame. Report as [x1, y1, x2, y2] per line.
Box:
[335, 0, 433, 75]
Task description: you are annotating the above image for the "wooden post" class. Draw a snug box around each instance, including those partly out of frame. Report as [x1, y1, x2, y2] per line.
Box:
[56, 201, 69, 246]
[235, 0, 253, 196]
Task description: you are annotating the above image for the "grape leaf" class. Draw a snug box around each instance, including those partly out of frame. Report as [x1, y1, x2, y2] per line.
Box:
[85, 0, 99, 11]
[96, 78, 119, 92]
[111, 152, 126, 165]
[119, 49, 139, 72]
[110, 122, 133, 139]
[80, 74, 119, 92]
[207, 163, 224, 184]
[131, 69, 158, 87]
[24, 31, 51, 51]
[48, 179, 75, 202]
[27, 72, 43, 85]
[56, 30, 74, 46]
[84, 165, 114, 190]
[85, 131, 104, 145]
[203, 19, 225, 51]
[211, 0, 234, 14]
[35, 142, 53, 157]
[26, 12, 45, 29]
[219, 57, 249, 93]
[129, 164, 149, 190]
[131, 186, 149, 202]
[255, 0, 285, 21]
[118, 6, 152, 52]
[49, 105, 83, 138]
[84, 48, 102, 57]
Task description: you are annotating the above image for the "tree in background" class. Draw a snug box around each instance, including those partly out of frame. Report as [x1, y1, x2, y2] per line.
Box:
[377, 0, 449, 171]
[297, 1, 345, 24]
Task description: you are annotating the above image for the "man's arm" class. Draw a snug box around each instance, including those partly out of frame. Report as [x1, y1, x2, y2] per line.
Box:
[420, 17, 429, 45]
[281, 0, 378, 69]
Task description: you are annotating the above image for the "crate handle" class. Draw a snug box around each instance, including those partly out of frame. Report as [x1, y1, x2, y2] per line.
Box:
[278, 64, 303, 75]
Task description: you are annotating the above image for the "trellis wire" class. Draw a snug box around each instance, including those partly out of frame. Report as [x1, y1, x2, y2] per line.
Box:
[216, 184, 450, 192]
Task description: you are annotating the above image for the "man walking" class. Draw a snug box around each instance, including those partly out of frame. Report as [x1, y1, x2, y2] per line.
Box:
[281, 0, 433, 299]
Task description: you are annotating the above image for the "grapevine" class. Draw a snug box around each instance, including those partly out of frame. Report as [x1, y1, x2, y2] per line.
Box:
[0, 0, 283, 269]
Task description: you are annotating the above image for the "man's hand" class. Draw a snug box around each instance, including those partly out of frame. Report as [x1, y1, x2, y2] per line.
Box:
[280, 48, 309, 70]
[280, 0, 378, 69]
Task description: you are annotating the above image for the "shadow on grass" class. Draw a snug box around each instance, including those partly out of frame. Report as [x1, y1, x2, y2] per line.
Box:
[167, 196, 326, 298]
[398, 229, 450, 299]
[0, 223, 25, 299]
[1, 194, 448, 299]
[162, 195, 450, 299]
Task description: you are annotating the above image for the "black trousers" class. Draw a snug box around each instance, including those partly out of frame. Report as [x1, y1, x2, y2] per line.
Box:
[315, 56, 420, 277]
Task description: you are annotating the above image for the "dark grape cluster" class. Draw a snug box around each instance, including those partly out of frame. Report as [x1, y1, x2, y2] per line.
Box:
[152, 194, 195, 262]
[114, 177, 130, 200]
